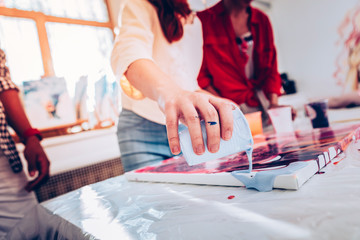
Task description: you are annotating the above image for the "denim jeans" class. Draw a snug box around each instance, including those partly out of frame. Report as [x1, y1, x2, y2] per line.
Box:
[117, 109, 174, 172]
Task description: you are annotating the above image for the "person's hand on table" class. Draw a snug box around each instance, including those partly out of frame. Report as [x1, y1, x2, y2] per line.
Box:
[23, 136, 50, 192]
[160, 89, 235, 156]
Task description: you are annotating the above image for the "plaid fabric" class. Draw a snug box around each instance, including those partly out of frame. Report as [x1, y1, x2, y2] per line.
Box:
[0, 49, 22, 173]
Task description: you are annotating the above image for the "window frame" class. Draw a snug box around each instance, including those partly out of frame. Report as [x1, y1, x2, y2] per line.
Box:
[0, 0, 114, 77]
[0, 1, 116, 137]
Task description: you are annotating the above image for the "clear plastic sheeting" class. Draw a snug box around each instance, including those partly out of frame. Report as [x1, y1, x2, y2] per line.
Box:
[41, 140, 360, 240]
[6, 204, 94, 240]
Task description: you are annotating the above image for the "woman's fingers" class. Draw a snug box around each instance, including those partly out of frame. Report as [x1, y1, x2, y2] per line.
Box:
[210, 98, 234, 141]
[165, 98, 205, 155]
[180, 101, 205, 155]
[194, 97, 221, 153]
[164, 91, 234, 156]
[165, 105, 181, 155]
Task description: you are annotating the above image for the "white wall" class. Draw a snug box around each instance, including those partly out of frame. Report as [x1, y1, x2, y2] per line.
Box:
[268, 0, 359, 99]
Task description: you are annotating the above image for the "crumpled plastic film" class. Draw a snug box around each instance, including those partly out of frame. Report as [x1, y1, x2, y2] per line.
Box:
[40, 140, 360, 240]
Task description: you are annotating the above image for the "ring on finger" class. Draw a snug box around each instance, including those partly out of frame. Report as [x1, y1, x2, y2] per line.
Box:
[207, 121, 218, 126]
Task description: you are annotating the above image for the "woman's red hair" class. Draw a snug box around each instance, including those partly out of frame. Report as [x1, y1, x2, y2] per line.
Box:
[148, 0, 191, 43]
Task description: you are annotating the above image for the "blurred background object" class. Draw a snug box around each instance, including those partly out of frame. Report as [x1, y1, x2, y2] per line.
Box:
[281, 73, 297, 95]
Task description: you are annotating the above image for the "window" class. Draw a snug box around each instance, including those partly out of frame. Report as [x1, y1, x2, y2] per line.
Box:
[46, 23, 114, 97]
[0, 16, 44, 84]
[0, 0, 118, 131]
[1, 0, 109, 22]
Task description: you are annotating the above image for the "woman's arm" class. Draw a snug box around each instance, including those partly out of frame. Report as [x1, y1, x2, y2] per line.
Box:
[112, 1, 235, 156]
[0, 90, 50, 191]
[125, 59, 235, 155]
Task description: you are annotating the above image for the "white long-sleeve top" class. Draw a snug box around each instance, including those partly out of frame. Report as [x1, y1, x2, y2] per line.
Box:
[111, 0, 203, 125]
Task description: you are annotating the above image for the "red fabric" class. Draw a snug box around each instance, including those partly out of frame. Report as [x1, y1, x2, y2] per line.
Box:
[22, 128, 42, 143]
[197, 1, 282, 107]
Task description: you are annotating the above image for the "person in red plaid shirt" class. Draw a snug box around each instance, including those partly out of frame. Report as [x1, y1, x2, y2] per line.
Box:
[197, 0, 296, 122]
[0, 48, 50, 238]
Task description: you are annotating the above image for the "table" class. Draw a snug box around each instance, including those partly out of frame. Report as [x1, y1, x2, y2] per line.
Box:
[36, 138, 360, 240]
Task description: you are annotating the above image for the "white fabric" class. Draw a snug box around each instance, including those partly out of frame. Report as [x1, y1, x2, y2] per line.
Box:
[0, 150, 37, 238]
[240, 32, 254, 79]
[111, 0, 203, 125]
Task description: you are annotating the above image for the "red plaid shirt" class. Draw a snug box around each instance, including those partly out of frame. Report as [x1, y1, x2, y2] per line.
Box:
[0, 49, 22, 173]
[197, 1, 282, 107]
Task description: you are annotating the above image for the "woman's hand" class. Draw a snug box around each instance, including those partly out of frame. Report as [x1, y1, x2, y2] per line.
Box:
[23, 137, 50, 192]
[160, 89, 235, 155]
[124, 59, 236, 156]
